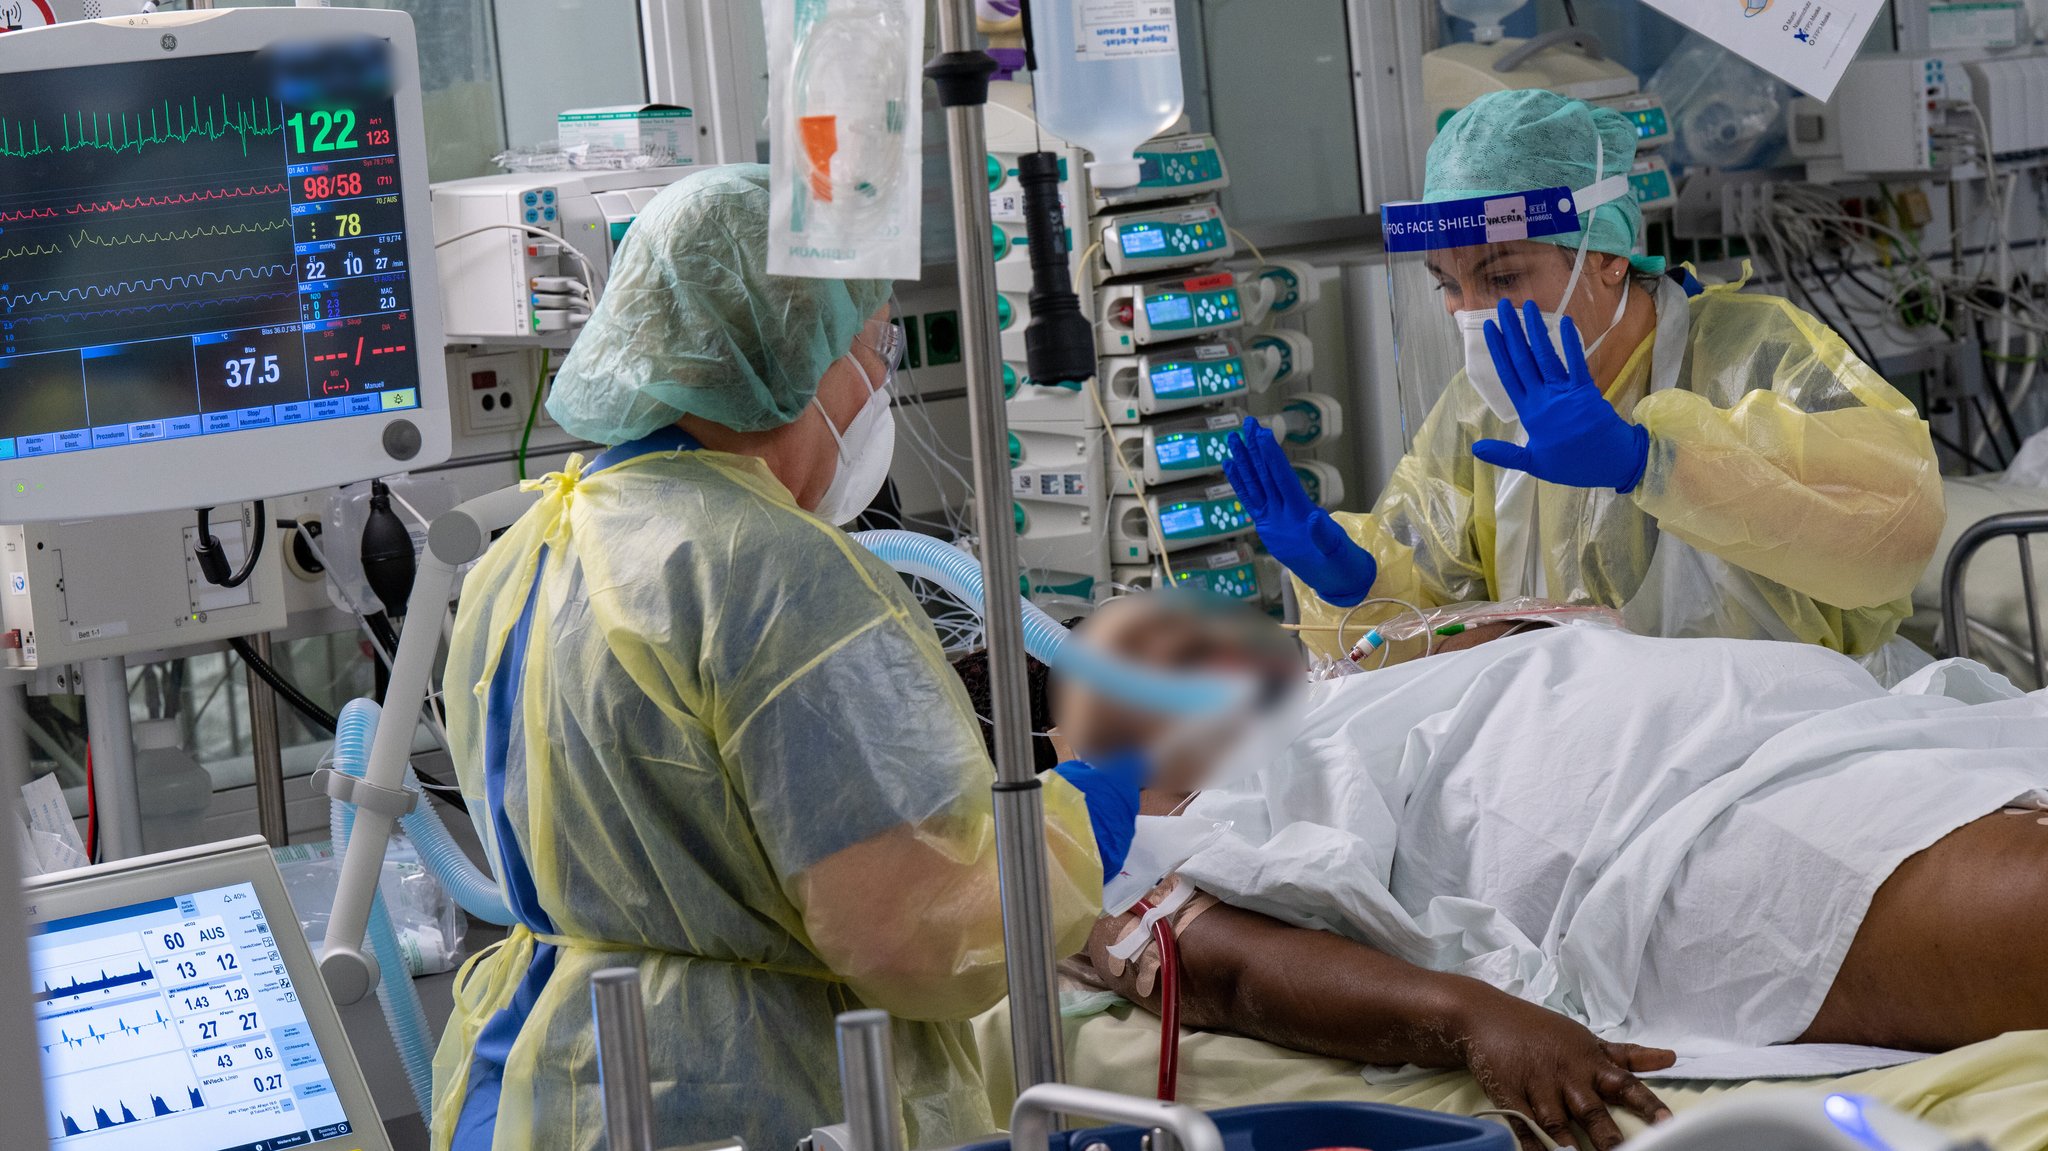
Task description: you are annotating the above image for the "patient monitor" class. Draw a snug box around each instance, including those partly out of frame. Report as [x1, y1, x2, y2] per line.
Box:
[0, 8, 451, 522]
[24, 837, 394, 1151]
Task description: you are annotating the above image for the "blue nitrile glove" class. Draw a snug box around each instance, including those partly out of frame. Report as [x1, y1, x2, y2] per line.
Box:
[1053, 749, 1145, 885]
[1474, 299, 1651, 493]
[1221, 416, 1377, 607]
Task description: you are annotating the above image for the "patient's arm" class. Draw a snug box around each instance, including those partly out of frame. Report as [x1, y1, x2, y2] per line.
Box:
[1093, 903, 1673, 1151]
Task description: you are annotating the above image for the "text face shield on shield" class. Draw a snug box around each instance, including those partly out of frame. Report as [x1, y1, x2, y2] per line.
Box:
[1380, 188, 1588, 445]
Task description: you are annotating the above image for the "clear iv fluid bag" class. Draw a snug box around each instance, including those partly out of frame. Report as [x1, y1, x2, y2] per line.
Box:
[1028, 1, 1184, 188]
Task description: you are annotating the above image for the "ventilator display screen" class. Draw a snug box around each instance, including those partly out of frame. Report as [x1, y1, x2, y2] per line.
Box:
[0, 44, 422, 463]
[30, 881, 354, 1151]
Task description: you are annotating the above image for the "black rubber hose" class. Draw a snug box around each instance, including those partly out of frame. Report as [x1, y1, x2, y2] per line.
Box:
[229, 635, 338, 734]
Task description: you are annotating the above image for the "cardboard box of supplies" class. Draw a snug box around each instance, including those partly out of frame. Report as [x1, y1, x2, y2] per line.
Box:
[558, 105, 695, 163]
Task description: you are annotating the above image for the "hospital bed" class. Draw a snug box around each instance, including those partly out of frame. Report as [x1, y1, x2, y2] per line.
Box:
[973, 1007, 2048, 1149]
[1905, 476, 2048, 689]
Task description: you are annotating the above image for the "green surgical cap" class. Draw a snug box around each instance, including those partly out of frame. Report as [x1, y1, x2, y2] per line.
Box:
[1425, 89, 1662, 274]
[546, 163, 892, 443]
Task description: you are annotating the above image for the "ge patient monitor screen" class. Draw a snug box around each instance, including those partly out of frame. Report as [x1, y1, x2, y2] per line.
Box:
[30, 879, 356, 1151]
[0, 42, 421, 462]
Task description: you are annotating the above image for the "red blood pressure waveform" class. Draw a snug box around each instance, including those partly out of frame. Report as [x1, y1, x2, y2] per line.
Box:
[0, 182, 288, 224]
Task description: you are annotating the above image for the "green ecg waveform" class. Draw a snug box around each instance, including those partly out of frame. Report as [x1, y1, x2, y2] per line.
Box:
[0, 94, 283, 160]
[0, 219, 291, 262]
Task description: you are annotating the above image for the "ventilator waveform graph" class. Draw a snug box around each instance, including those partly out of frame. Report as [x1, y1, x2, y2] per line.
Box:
[0, 94, 284, 161]
[34, 962, 154, 1003]
[43, 1009, 173, 1051]
[43, 1049, 210, 1144]
[38, 997, 183, 1079]
[58, 1087, 207, 1136]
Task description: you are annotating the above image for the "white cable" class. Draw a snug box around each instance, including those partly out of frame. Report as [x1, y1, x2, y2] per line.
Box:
[435, 222, 605, 300]
[387, 489, 433, 535]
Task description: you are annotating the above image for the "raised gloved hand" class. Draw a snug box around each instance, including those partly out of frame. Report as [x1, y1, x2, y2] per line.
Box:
[1473, 299, 1650, 493]
[1053, 750, 1145, 885]
[1222, 417, 1377, 607]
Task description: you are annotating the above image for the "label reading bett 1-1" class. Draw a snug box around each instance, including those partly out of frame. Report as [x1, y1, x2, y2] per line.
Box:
[1074, 0, 1177, 60]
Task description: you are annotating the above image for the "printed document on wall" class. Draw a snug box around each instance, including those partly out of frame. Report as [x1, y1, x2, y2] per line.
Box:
[1638, 0, 1884, 101]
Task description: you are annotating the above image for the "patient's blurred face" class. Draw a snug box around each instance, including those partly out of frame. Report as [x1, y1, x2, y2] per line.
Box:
[1054, 593, 1301, 794]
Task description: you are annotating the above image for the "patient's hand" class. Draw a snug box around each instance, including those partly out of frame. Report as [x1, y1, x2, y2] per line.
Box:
[1087, 900, 1673, 1151]
[1456, 988, 1674, 1151]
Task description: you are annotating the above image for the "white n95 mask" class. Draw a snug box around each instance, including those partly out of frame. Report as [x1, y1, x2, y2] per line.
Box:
[810, 352, 897, 525]
[1453, 241, 1629, 423]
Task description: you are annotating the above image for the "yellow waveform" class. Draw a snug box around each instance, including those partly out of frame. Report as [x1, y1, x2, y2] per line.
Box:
[69, 219, 292, 249]
[0, 219, 291, 262]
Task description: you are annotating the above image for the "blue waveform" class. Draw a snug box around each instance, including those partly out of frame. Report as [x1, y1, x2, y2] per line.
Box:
[41, 1009, 171, 1053]
[58, 1084, 203, 1135]
[1, 263, 295, 313]
[34, 962, 151, 1002]
[5, 289, 295, 329]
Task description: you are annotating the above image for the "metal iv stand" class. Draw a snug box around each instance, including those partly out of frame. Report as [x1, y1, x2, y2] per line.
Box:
[926, 0, 1068, 1098]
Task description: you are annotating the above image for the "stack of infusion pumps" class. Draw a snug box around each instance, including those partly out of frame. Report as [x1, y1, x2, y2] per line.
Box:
[983, 82, 1336, 610]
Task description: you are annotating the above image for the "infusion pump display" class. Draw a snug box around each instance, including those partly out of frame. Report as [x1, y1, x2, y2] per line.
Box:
[0, 45, 422, 463]
[30, 881, 355, 1151]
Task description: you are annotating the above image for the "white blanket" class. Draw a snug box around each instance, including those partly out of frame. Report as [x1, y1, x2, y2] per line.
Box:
[1179, 630, 2048, 1063]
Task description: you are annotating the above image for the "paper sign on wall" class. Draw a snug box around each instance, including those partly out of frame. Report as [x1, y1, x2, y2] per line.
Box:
[1639, 0, 1887, 101]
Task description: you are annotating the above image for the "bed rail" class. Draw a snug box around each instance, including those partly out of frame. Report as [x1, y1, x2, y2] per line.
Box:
[1939, 509, 2048, 686]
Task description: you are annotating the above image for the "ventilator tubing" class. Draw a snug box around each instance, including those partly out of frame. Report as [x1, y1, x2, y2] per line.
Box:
[333, 699, 516, 926]
[330, 701, 435, 1115]
[328, 698, 517, 1116]
[851, 530, 1248, 715]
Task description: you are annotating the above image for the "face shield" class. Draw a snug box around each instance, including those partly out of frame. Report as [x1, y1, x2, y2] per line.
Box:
[1380, 171, 1633, 441]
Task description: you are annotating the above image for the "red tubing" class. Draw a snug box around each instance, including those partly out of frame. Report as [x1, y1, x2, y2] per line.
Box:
[1133, 898, 1184, 1102]
[1154, 914, 1181, 1101]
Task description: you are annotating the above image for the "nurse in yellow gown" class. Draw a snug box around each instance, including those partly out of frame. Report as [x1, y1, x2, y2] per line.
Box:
[1229, 90, 1943, 675]
[429, 165, 1102, 1151]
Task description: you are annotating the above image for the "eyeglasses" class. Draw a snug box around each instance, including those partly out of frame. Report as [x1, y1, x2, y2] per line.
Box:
[862, 319, 906, 372]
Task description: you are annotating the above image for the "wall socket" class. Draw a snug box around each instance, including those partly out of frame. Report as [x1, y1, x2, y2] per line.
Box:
[452, 349, 561, 437]
[459, 352, 528, 434]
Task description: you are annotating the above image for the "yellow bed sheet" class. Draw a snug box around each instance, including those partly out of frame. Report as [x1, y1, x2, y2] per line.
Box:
[974, 1005, 2048, 1150]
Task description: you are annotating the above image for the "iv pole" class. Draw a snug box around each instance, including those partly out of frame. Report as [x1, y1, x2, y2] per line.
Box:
[925, 0, 1068, 1095]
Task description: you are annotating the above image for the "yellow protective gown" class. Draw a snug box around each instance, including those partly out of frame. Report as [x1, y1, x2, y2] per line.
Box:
[429, 444, 1102, 1151]
[1298, 282, 1945, 660]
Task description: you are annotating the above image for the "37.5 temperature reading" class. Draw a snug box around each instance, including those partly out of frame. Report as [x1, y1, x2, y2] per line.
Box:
[225, 356, 283, 389]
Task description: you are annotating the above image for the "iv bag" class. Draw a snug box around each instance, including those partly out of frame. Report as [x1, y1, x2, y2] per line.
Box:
[1027, 0, 1183, 188]
[767, 0, 925, 279]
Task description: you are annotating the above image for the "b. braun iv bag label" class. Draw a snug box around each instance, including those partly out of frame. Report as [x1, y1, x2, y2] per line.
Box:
[1073, 0, 1177, 59]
